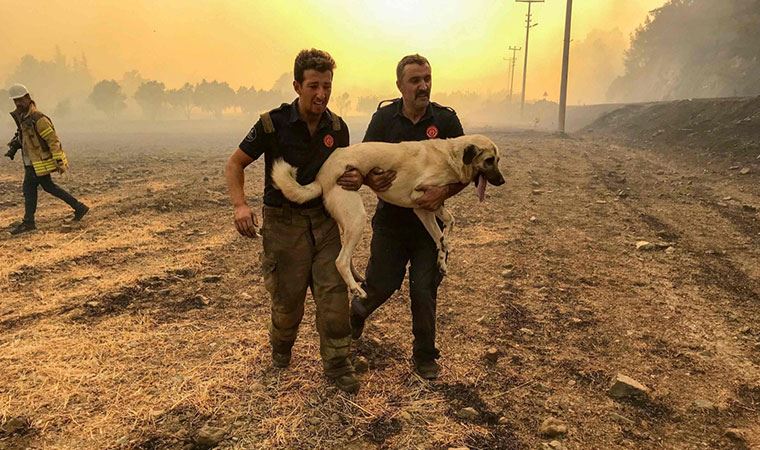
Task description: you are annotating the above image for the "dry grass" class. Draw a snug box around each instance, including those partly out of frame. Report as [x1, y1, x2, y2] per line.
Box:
[1, 131, 759, 449]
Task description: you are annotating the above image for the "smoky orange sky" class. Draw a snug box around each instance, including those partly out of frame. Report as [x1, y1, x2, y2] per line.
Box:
[1, 0, 666, 105]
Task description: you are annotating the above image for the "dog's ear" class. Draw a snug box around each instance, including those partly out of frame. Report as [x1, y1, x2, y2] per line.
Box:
[462, 145, 478, 165]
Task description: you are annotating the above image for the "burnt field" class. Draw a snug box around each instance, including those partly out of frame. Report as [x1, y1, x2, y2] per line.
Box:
[0, 124, 758, 449]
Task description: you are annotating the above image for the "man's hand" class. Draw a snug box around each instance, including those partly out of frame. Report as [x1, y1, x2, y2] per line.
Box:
[364, 168, 396, 192]
[5, 148, 16, 160]
[415, 185, 450, 211]
[234, 204, 259, 238]
[337, 166, 364, 191]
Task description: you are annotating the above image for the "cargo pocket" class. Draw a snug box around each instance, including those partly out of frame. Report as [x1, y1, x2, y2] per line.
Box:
[260, 254, 278, 296]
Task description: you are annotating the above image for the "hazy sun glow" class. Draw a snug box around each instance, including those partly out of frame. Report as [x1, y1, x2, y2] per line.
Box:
[1, 0, 666, 104]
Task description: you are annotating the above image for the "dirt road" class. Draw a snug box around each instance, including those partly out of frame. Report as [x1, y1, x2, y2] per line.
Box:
[0, 130, 758, 449]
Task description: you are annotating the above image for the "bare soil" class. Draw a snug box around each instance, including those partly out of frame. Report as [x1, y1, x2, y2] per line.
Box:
[0, 123, 758, 449]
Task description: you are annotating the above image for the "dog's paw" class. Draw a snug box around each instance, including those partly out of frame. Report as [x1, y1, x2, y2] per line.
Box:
[437, 254, 448, 276]
[350, 286, 367, 300]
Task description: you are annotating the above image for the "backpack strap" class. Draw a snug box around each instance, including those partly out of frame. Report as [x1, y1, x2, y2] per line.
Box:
[260, 112, 275, 134]
[330, 112, 342, 131]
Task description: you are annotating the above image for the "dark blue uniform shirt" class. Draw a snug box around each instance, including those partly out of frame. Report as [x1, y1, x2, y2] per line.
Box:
[239, 99, 349, 208]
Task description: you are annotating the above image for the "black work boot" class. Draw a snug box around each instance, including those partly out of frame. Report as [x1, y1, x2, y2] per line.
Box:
[73, 203, 90, 221]
[271, 349, 291, 368]
[10, 221, 36, 235]
[413, 358, 441, 380]
[330, 371, 360, 394]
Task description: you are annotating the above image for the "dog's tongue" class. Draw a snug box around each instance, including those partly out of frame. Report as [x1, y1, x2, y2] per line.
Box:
[476, 173, 487, 202]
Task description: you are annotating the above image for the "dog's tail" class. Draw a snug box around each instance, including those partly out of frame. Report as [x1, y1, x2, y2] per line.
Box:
[271, 159, 323, 204]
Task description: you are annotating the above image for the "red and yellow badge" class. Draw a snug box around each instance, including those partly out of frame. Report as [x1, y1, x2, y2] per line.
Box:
[426, 125, 439, 139]
[323, 134, 334, 148]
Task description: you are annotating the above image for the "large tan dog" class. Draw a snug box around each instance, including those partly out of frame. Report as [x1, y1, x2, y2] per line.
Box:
[272, 134, 505, 299]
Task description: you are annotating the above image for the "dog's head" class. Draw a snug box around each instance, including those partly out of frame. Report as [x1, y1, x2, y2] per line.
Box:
[461, 135, 505, 201]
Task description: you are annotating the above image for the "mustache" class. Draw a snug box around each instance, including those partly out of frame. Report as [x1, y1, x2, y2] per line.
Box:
[415, 91, 430, 99]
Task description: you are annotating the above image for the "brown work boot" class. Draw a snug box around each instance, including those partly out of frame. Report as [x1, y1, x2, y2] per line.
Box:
[414, 358, 440, 380]
[271, 349, 291, 368]
[330, 371, 360, 394]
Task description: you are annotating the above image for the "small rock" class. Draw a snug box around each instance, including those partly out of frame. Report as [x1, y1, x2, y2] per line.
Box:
[548, 441, 566, 450]
[722, 196, 733, 201]
[529, 216, 537, 222]
[203, 176, 210, 182]
[569, 317, 583, 325]
[456, 407, 479, 420]
[608, 373, 650, 400]
[484, 347, 500, 363]
[498, 416, 509, 425]
[739, 167, 751, 175]
[195, 425, 226, 448]
[202, 275, 222, 283]
[330, 413, 340, 422]
[691, 399, 717, 412]
[240, 292, 252, 300]
[532, 189, 544, 195]
[24, 246, 32, 252]
[501, 269, 514, 277]
[519, 327, 534, 336]
[354, 356, 369, 373]
[194, 294, 211, 306]
[636, 241, 657, 251]
[725, 428, 748, 444]
[729, 165, 741, 170]
[664, 246, 676, 254]
[539, 417, 568, 437]
[308, 416, 321, 426]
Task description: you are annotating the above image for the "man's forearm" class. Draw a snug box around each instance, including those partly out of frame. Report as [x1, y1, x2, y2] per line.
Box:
[225, 160, 248, 207]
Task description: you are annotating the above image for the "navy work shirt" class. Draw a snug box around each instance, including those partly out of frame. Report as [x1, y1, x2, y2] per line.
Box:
[239, 99, 349, 209]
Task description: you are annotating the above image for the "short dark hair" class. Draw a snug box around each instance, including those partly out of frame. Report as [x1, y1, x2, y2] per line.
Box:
[396, 54, 430, 81]
[294, 49, 336, 83]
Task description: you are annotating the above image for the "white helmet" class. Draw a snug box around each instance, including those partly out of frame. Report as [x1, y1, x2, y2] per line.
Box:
[8, 84, 30, 100]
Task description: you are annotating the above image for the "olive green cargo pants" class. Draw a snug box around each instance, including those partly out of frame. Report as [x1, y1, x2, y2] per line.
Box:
[260, 205, 352, 377]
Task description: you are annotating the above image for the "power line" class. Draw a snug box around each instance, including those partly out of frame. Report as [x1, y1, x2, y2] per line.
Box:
[516, 0, 544, 117]
[506, 46, 522, 104]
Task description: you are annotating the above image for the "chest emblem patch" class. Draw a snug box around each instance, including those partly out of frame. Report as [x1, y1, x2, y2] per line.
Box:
[323, 134, 334, 148]
[426, 125, 439, 139]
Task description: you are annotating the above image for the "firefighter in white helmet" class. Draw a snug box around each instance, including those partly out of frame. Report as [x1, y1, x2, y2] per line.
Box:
[5, 84, 89, 235]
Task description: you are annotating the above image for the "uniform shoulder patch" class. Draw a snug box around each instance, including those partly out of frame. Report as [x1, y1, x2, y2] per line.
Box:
[244, 125, 257, 142]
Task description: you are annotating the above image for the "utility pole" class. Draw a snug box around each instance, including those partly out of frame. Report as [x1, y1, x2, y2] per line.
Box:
[558, 0, 573, 134]
[507, 46, 521, 103]
[516, 0, 544, 117]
